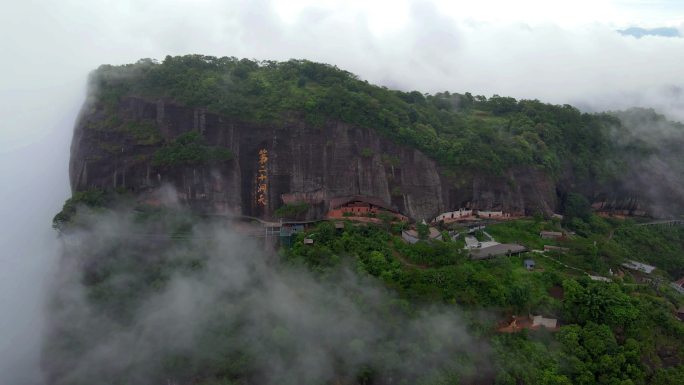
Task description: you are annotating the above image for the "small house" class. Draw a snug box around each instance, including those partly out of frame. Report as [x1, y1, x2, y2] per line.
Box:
[532, 315, 558, 329]
[433, 208, 474, 223]
[588, 275, 611, 282]
[670, 277, 684, 294]
[477, 210, 505, 219]
[303, 238, 314, 245]
[621, 260, 656, 274]
[540, 231, 563, 240]
[524, 259, 536, 270]
[327, 195, 408, 222]
[401, 227, 443, 244]
[543, 245, 569, 253]
[469, 243, 526, 260]
[498, 314, 559, 333]
[402, 230, 419, 244]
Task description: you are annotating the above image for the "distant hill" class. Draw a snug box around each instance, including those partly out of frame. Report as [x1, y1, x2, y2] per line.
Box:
[618, 26, 680, 38]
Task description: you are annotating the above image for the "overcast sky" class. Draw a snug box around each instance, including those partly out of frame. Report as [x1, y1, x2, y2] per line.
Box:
[0, 1, 683, 383]
[2, 0, 684, 150]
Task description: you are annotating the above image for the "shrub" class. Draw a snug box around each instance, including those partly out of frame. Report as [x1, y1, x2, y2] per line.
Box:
[274, 201, 310, 218]
[118, 120, 162, 145]
[53, 189, 109, 229]
[360, 147, 374, 158]
[152, 131, 232, 167]
[88, 55, 654, 181]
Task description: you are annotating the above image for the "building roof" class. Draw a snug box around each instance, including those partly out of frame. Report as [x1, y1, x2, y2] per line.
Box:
[621, 260, 656, 274]
[543, 245, 569, 252]
[524, 259, 536, 265]
[470, 243, 526, 260]
[402, 227, 443, 242]
[588, 275, 612, 282]
[532, 315, 558, 329]
[670, 282, 684, 294]
[329, 195, 396, 212]
[498, 315, 559, 333]
[402, 230, 419, 244]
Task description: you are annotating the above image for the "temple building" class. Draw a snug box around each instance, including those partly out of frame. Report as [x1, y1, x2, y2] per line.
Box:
[327, 195, 408, 222]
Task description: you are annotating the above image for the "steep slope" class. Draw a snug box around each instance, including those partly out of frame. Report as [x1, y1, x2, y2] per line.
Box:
[67, 55, 684, 220]
[70, 96, 557, 220]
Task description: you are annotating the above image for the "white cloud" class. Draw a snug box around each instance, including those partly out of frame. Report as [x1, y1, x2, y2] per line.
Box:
[4, 0, 684, 138]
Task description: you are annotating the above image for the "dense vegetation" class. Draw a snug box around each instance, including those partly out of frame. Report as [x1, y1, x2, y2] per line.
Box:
[614, 225, 684, 278]
[273, 201, 310, 218]
[48, 203, 684, 384]
[286, 216, 684, 384]
[52, 188, 112, 229]
[152, 131, 233, 167]
[91, 55, 642, 178]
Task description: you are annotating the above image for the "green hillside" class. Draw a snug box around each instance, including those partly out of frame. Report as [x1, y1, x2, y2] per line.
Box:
[47, 202, 684, 384]
[93, 55, 630, 178]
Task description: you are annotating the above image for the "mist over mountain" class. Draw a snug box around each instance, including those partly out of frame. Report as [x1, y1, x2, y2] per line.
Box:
[44, 194, 488, 384]
[3, 1, 684, 384]
[36, 55, 684, 385]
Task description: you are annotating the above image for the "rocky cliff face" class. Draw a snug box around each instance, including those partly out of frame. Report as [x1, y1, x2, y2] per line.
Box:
[70, 97, 563, 220]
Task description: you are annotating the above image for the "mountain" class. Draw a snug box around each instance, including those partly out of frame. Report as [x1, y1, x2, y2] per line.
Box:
[47, 55, 684, 385]
[618, 27, 681, 38]
[64, 55, 684, 224]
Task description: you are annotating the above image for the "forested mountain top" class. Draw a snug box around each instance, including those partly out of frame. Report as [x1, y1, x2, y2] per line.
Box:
[90, 55, 683, 181]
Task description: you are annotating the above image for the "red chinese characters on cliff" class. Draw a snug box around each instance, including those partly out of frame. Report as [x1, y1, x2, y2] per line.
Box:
[256, 149, 268, 207]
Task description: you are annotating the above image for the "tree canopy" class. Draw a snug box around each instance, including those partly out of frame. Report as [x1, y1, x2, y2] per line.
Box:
[90, 55, 634, 179]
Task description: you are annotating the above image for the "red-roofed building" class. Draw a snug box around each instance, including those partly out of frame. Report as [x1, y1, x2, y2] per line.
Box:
[327, 195, 408, 222]
[671, 277, 684, 294]
[498, 315, 559, 333]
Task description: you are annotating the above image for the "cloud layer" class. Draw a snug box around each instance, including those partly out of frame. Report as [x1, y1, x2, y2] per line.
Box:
[3, 0, 684, 148]
[43, 200, 485, 384]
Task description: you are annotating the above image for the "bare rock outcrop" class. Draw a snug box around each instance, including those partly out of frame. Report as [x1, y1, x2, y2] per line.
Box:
[69, 97, 566, 220]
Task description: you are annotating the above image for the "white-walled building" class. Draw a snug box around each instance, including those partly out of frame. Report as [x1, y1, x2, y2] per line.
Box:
[621, 260, 656, 274]
[477, 210, 506, 219]
[433, 208, 473, 223]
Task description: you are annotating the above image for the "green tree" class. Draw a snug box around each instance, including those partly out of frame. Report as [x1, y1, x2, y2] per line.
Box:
[417, 222, 429, 240]
[563, 192, 591, 224]
[367, 251, 388, 276]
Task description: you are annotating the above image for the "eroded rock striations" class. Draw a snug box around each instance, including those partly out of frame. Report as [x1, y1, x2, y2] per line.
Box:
[70, 97, 559, 221]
